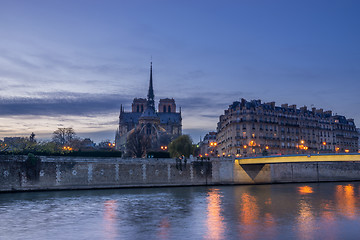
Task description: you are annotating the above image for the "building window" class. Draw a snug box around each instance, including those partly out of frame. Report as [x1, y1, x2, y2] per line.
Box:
[163, 106, 166, 112]
[168, 106, 171, 112]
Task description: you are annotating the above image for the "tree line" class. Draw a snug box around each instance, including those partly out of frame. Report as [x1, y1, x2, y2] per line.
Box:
[1, 127, 199, 158]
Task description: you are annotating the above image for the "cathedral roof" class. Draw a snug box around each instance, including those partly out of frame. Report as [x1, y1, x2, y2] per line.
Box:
[140, 107, 159, 120]
[120, 112, 181, 124]
[159, 113, 182, 124]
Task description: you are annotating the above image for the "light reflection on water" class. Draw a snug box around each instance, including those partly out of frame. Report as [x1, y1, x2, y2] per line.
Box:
[1, 182, 360, 240]
[205, 188, 224, 240]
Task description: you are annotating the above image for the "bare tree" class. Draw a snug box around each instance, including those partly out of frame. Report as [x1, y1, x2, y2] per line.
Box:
[126, 129, 151, 158]
[52, 128, 76, 146]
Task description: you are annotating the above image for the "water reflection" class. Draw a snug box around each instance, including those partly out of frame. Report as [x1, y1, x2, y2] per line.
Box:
[205, 188, 225, 240]
[236, 188, 278, 239]
[335, 184, 356, 219]
[1, 183, 360, 240]
[157, 217, 170, 240]
[296, 200, 315, 240]
[320, 201, 336, 240]
[103, 200, 118, 240]
[238, 191, 259, 239]
[298, 186, 314, 195]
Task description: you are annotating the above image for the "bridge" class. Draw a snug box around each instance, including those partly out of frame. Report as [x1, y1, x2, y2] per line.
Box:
[236, 153, 360, 165]
[230, 153, 360, 184]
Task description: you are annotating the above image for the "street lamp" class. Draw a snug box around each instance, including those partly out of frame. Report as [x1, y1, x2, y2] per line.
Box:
[209, 142, 217, 156]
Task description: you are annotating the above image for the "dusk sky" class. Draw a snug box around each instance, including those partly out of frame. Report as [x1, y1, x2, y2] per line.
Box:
[0, 0, 359, 143]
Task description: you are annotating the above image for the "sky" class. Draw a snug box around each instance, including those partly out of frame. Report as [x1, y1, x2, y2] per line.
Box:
[0, 0, 359, 143]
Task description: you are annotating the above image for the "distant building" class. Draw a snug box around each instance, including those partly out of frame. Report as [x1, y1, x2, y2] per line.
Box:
[199, 132, 217, 157]
[217, 99, 358, 157]
[115, 63, 182, 152]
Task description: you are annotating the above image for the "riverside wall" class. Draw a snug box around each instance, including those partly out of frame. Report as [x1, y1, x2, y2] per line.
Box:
[1, 155, 360, 192]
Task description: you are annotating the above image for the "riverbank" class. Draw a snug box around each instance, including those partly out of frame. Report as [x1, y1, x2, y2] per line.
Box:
[1, 155, 360, 192]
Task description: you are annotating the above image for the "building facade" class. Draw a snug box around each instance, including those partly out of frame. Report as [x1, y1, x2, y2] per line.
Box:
[217, 99, 358, 157]
[198, 132, 217, 157]
[115, 63, 182, 151]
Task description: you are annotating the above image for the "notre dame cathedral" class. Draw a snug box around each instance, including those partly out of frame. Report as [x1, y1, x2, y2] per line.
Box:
[115, 63, 182, 152]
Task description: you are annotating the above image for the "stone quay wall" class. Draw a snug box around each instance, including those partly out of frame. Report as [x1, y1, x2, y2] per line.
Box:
[1, 155, 360, 192]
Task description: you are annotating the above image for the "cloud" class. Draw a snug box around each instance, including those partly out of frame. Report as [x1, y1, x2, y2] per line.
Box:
[0, 92, 132, 116]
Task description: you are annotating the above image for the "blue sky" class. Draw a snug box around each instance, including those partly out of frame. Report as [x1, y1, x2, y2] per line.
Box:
[0, 0, 359, 143]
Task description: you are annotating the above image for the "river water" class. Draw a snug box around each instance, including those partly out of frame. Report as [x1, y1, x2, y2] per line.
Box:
[1, 182, 360, 240]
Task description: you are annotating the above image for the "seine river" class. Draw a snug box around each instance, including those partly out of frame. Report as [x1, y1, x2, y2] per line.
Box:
[1, 182, 360, 240]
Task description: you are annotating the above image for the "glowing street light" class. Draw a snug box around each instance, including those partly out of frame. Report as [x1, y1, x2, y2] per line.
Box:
[161, 146, 168, 151]
[209, 142, 217, 147]
[62, 146, 73, 151]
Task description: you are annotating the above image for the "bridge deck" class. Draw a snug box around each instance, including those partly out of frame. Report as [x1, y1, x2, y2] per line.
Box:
[236, 153, 360, 165]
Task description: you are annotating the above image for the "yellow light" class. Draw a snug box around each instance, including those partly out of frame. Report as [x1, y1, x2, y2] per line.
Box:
[322, 142, 327, 146]
[252, 149, 255, 153]
[243, 145, 247, 149]
[345, 149, 350, 153]
[335, 147, 340, 152]
[214, 142, 217, 146]
[265, 146, 269, 150]
[205, 153, 208, 156]
[298, 186, 314, 194]
[300, 140, 305, 144]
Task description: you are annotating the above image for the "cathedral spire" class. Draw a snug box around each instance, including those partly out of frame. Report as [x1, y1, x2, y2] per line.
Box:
[147, 62, 155, 110]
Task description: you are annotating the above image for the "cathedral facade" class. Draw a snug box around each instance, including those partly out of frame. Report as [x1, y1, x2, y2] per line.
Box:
[115, 63, 182, 152]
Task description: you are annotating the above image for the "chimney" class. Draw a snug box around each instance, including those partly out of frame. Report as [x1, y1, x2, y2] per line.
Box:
[281, 104, 288, 108]
[266, 101, 276, 108]
[324, 110, 332, 116]
[300, 106, 307, 111]
[289, 104, 296, 110]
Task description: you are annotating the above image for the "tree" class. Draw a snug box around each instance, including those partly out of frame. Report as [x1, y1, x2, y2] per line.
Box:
[168, 135, 193, 158]
[36, 141, 61, 154]
[126, 129, 151, 158]
[29, 132, 36, 142]
[52, 128, 76, 146]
